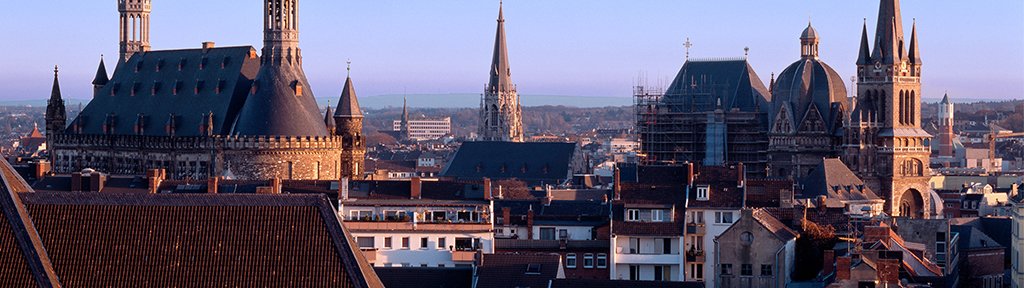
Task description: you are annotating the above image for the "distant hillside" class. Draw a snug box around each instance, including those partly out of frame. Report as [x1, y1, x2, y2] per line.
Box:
[315, 94, 633, 109]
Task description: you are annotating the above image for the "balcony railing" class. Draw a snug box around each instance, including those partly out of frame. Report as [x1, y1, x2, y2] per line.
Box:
[451, 250, 475, 262]
[686, 223, 706, 234]
[344, 221, 491, 232]
[361, 248, 377, 262]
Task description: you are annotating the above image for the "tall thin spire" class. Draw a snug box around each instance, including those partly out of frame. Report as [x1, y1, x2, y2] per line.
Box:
[488, 1, 511, 94]
[50, 66, 62, 104]
[46, 65, 67, 142]
[871, 0, 906, 64]
[908, 19, 921, 65]
[856, 20, 871, 65]
[400, 97, 410, 141]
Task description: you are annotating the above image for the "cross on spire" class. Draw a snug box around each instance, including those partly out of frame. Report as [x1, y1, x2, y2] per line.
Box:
[54, 65, 58, 76]
[683, 38, 693, 59]
[346, 59, 351, 77]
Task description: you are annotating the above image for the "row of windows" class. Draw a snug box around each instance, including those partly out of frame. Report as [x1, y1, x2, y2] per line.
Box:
[355, 236, 479, 251]
[133, 56, 233, 73]
[687, 211, 734, 224]
[111, 80, 228, 96]
[626, 209, 669, 222]
[565, 253, 606, 269]
[720, 264, 772, 276]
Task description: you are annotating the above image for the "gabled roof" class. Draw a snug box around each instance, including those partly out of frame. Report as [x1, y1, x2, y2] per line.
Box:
[801, 158, 881, 207]
[77, 46, 260, 136]
[475, 254, 562, 288]
[19, 192, 383, 287]
[751, 208, 799, 241]
[441, 141, 580, 185]
[0, 158, 60, 287]
[663, 59, 770, 113]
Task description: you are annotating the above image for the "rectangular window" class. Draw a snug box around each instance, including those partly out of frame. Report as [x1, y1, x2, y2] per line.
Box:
[438, 237, 446, 249]
[715, 212, 721, 223]
[350, 210, 372, 221]
[558, 229, 568, 240]
[696, 211, 704, 224]
[720, 264, 733, 275]
[652, 209, 664, 221]
[722, 212, 733, 223]
[627, 209, 640, 221]
[741, 264, 752, 276]
[356, 236, 374, 248]
[566, 253, 577, 268]
[663, 238, 672, 254]
[761, 265, 772, 276]
[629, 265, 639, 280]
[697, 186, 709, 200]
[694, 263, 704, 279]
[420, 237, 429, 249]
[384, 237, 392, 249]
[584, 253, 594, 268]
[540, 228, 555, 240]
[402, 237, 410, 249]
[597, 254, 607, 268]
[654, 265, 664, 281]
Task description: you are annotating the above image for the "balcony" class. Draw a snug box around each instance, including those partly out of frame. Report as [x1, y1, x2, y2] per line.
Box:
[361, 248, 376, 262]
[686, 223, 705, 235]
[451, 250, 476, 262]
[686, 250, 706, 262]
[343, 221, 492, 232]
[614, 252, 680, 265]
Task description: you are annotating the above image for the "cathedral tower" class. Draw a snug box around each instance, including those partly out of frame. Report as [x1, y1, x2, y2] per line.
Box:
[334, 68, 365, 179]
[479, 3, 523, 142]
[45, 66, 66, 160]
[118, 0, 151, 63]
[844, 0, 931, 218]
[400, 97, 410, 141]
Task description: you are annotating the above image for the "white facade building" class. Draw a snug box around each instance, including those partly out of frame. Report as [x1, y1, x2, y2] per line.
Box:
[393, 117, 451, 140]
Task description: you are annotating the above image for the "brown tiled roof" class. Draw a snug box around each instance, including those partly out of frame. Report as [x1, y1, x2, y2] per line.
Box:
[744, 178, 792, 208]
[18, 192, 383, 287]
[0, 158, 60, 287]
[476, 254, 562, 288]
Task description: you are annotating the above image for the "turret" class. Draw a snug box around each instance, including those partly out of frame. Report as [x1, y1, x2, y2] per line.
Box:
[119, 0, 152, 63]
[333, 64, 365, 178]
[45, 66, 66, 139]
[92, 56, 109, 96]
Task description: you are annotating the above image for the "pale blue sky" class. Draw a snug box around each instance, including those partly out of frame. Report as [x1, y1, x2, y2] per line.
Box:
[1, 0, 1021, 103]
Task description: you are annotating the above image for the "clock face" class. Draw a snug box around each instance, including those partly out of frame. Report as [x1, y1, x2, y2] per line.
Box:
[874, 61, 882, 69]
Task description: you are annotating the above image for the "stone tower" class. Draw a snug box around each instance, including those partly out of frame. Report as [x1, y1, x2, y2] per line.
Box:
[844, 0, 931, 218]
[479, 3, 523, 142]
[45, 66, 66, 163]
[118, 0, 151, 63]
[938, 93, 954, 158]
[400, 97, 410, 141]
[231, 0, 329, 137]
[334, 73, 365, 179]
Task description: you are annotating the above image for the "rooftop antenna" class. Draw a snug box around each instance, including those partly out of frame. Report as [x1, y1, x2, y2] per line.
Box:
[683, 38, 693, 60]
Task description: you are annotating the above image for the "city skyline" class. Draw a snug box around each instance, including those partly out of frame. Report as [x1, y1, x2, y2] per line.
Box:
[1, 0, 1021, 103]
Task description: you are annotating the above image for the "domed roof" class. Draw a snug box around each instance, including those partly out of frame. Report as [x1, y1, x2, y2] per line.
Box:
[769, 57, 846, 134]
[800, 23, 819, 39]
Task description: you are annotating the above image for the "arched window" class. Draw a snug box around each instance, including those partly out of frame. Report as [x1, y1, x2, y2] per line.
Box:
[898, 90, 905, 124]
[910, 91, 916, 125]
[490, 105, 499, 127]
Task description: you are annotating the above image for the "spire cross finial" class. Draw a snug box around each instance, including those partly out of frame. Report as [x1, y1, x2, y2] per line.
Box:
[54, 65, 58, 76]
[346, 59, 351, 77]
[683, 38, 693, 59]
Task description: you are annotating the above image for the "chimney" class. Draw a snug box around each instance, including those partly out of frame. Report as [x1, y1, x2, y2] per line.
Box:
[737, 163, 745, 187]
[527, 206, 534, 239]
[816, 195, 827, 212]
[410, 177, 421, 199]
[876, 258, 899, 284]
[542, 186, 553, 205]
[147, 169, 163, 193]
[502, 207, 511, 226]
[780, 188, 794, 208]
[613, 167, 621, 200]
[686, 163, 695, 186]
[207, 176, 219, 194]
[202, 42, 215, 53]
[483, 178, 492, 199]
[33, 161, 49, 180]
[836, 256, 851, 280]
[71, 171, 82, 192]
[270, 177, 281, 194]
[864, 226, 891, 244]
[89, 172, 105, 192]
[340, 177, 349, 200]
[741, 208, 753, 220]
[822, 250, 835, 276]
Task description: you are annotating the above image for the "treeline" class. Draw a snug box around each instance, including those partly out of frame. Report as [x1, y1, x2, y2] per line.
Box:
[361, 105, 635, 137]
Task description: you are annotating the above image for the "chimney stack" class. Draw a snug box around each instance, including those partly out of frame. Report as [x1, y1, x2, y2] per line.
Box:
[483, 178, 492, 199]
[270, 177, 281, 194]
[340, 177, 349, 200]
[147, 169, 164, 194]
[71, 171, 82, 192]
[686, 163, 695, 186]
[816, 195, 827, 212]
[737, 163, 745, 187]
[502, 207, 511, 226]
[613, 167, 621, 200]
[89, 172, 105, 192]
[822, 250, 835, 276]
[410, 177, 421, 199]
[527, 206, 534, 239]
[836, 256, 851, 280]
[202, 42, 215, 53]
[207, 176, 219, 194]
[876, 258, 899, 284]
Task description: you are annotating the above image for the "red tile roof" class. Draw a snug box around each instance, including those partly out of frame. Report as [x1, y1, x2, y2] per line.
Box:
[476, 254, 562, 288]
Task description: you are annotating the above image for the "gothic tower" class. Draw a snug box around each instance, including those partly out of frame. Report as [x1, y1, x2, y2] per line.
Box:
[938, 93, 954, 158]
[400, 97, 410, 141]
[844, 0, 931, 218]
[45, 66, 66, 163]
[232, 0, 329, 137]
[479, 3, 523, 142]
[334, 70, 365, 179]
[119, 0, 151, 63]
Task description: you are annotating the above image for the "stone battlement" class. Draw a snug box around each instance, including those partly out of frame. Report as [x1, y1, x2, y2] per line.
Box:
[51, 134, 351, 151]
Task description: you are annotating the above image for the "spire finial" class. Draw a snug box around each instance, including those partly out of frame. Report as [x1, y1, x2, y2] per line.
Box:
[346, 59, 351, 77]
[683, 38, 693, 60]
[54, 65, 58, 76]
[744, 46, 749, 57]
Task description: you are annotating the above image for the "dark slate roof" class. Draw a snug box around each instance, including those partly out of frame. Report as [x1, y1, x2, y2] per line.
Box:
[476, 254, 561, 288]
[92, 57, 109, 86]
[334, 77, 363, 118]
[231, 57, 329, 136]
[950, 225, 1003, 252]
[663, 59, 770, 113]
[75, 46, 260, 136]
[550, 279, 705, 288]
[19, 192, 383, 287]
[367, 160, 417, 173]
[373, 267, 473, 288]
[751, 208, 799, 241]
[0, 159, 60, 287]
[441, 141, 579, 186]
[495, 199, 609, 226]
[324, 105, 336, 129]
[770, 51, 847, 133]
[745, 178, 793, 208]
[800, 158, 881, 207]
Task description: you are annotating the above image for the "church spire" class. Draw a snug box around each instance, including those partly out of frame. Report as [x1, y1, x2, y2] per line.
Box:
[479, 2, 524, 142]
[856, 21, 872, 65]
[870, 0, 906, 64]
[46, 66, 67, 146]
[908, 20, 921, 65]
[488, 1, 512, 94]
[400, 97, 410, 141]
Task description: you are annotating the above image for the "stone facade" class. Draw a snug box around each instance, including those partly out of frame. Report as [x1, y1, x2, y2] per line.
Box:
[843, 0, 932, 218]
[478, 4, 524, 142]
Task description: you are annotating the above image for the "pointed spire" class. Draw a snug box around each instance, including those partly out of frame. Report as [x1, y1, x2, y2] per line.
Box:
[323, 104, 336, 131]
[402, 97, 409, 123]
[871, 0, 906, 64]
[908, 19, 921, 65]
[334, 77, 363, 118]
[29, 123, 42, 137]
[940, 92, 950, 105]
[769, 72, 775, 94]
[857, 20, 872, 65]
[50, 66, 62, 103]
[488, 1, 512, 94]
[92, 55, 109, 86]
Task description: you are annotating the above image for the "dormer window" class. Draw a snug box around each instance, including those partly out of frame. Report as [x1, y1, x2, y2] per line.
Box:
[200, 57, 208, 69]
[151, 81, 160, 95]
[222, 57, 230, 68]
[292, 81, 303, 96]
[173, 81, 183, 95]
[652, 209, 664, 221]
[526, 263, 541, 274]
[216, 79, 225, 94]
[156, 59, 164, 72]
[135, 60, 144, 72]
[195, 80, 205, 94]
[627, 209, 639, 221]
[178, 58, 186, 70]
[696, 186, 709, 201]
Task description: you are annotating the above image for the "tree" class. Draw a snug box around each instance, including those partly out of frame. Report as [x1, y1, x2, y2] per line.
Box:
[364, 131, 397, 146]
[792, 218, 839, 281]
[492, 178, 533, 200]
